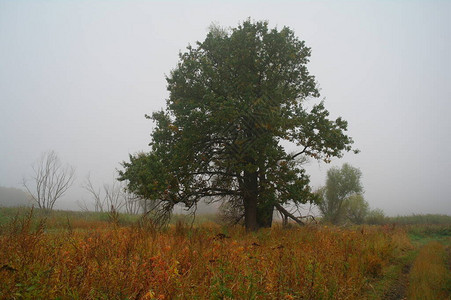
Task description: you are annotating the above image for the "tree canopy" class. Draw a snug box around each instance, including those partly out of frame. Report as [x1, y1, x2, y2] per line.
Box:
[318, 163, 363, 224]
[119, 20, 357, 231]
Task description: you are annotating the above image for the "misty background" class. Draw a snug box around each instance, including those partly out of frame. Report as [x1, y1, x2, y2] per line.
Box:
[0, 1, 449, 216]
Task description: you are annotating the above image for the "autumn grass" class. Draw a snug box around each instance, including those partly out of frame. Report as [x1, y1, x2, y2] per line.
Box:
[1, 208, 449, 299]
[360, 225, 415, 300]
[0, 210, 415, 300]
[407, 241, 450, 300]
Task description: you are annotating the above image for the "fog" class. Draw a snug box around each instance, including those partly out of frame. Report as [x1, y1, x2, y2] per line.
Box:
[0, 1, 450, 216]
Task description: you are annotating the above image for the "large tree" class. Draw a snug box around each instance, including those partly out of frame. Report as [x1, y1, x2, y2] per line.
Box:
[119, 20, 356, 231]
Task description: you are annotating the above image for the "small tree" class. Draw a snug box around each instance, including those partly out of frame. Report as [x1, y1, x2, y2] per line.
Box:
[345, 194, 369, 224]
[23, 151, 75, 211]
[318, 163, 362, 224]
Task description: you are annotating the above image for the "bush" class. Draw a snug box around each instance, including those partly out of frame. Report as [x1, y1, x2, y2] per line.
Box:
[365, 208, 387, 225]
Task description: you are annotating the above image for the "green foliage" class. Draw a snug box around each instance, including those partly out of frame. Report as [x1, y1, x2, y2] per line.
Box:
[119, 20, 356, 230]
[390, 214, 451, 225]
[365, 213, 451, 227]
[365, 208, 387, 225]
[407, 224, 451, 246]
[318, 163, 363, 224]
[345, 194, 369, 224]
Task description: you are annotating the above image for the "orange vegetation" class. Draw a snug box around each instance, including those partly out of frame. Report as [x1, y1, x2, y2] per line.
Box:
[407, 241, 450, 300]
[0, 216, 412, 299]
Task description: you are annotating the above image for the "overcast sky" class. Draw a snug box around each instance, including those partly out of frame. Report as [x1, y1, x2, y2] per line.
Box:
[0, 1, 450, 215]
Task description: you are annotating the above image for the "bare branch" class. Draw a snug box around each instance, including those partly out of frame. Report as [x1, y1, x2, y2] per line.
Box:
[82, 174, 105, 212]
[23, 151, 75, 211]
[275, 203, 305, 227]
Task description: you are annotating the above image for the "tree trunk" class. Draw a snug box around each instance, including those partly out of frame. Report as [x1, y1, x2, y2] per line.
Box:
[256, 170, 274, 228]
[257, 203, 274, 228]
[243, 170, 259, 231]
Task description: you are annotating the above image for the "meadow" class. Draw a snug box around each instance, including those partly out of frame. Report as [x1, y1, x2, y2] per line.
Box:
[0, 208, 449, 299]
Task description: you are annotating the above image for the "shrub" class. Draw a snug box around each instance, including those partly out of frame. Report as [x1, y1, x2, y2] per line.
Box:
[365, 208, 387, 225]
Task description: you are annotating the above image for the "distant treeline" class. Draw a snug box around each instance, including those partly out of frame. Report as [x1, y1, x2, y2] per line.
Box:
[388, 214, 451, 225]
[0, 186, 32, 207]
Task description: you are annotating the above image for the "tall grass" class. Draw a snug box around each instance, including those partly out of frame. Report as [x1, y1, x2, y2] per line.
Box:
[407, 241, 450, 300]
[0, 210, 412, 299]
[407, 224, 451, 246]
[0, 206, 220, 230]
[0, 206, 143, 229]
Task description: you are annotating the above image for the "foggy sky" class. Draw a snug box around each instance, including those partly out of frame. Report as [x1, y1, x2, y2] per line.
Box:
[0, 1, 450, 215]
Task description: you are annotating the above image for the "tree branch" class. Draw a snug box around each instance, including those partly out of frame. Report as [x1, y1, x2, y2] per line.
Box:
[275, 203, 305, 226]
[289, 146, 308, 160]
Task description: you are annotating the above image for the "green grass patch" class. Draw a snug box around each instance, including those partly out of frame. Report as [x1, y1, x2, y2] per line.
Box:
[407, 224, 451, 246]
[389, 214, 451, 225]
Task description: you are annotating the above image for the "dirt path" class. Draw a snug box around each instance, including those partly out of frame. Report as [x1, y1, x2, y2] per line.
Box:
[387, 240, 451, 300]
[382, 262, 411, 300]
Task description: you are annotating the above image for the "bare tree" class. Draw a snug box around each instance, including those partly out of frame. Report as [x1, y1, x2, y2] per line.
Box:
[103, 180, 125, 212]
[123, 189, 142, 215]
[81, 174, 105, 212]
[81, 175, 142, 215]
[23, 150, 75, 211]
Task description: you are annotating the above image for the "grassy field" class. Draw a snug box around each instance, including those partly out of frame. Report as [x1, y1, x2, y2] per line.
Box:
[0, 207, 449, 299]
[407, 241, 450, 300]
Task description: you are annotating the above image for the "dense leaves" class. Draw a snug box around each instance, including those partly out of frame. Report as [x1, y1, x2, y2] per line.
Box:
[318, 163, 365, 224]
[119, 20, 356, 230]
